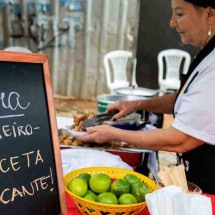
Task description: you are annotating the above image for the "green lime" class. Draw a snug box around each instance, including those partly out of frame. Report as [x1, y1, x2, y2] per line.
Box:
[89, 173, 111, 194]
[83, 190, 97, 202]
[68, 178, 88, 197]
[97, 192, 118, 205]
[78, 173, 91, 185]
[131, 181, 151, 203]
[110, 179, 130, 197]
[124, 174, 140, 184]
[118, 193, 137, 205]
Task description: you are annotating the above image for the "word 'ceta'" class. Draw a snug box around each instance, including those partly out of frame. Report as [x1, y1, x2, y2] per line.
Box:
[0, 150, 44, 174]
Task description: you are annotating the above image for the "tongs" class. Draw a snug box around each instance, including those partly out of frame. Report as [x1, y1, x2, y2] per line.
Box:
[83, 111, 119, 128]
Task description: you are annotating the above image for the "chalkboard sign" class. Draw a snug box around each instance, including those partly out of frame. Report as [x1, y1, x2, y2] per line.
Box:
[0, 51, 67, 214]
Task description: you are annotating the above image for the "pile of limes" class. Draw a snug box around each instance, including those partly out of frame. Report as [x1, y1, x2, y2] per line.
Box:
[67, 172, 151, 205]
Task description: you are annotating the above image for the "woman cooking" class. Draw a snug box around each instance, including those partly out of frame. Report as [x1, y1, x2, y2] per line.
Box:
[78, 0, 215, 194]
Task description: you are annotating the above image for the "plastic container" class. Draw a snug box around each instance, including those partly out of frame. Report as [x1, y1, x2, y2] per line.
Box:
[64, 166, 158, 215]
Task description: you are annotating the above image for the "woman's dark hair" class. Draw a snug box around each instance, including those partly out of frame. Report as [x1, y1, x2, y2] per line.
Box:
[185, 0, 215, 8]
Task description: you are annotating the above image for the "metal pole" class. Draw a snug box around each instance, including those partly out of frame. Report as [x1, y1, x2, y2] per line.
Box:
[117, 0, 128, 49]
[81, 0, 92, 99]
[96, 0, 109, 95]
[52, 0, 60, 94]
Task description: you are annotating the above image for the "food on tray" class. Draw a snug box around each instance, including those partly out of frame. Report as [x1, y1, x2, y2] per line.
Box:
[158, 164, 189, 192]
[67, 172, 151, 205]
[59, 112, 135, 149]
[72, 112, 96, 132]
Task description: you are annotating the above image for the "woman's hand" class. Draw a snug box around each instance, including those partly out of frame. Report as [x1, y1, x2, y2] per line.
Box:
[107, 100, 140, 120]
[77, 125, 120, 143]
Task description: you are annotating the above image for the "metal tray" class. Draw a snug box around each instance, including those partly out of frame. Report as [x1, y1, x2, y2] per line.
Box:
[58, 128, 152, 153]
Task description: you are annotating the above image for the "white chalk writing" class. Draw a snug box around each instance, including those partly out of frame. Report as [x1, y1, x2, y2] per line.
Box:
[0, 92, 30, 111]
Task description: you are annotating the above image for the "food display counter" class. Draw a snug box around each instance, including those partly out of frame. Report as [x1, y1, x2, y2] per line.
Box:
[56, 99, 215, 214]
[58, 115, 154, 170]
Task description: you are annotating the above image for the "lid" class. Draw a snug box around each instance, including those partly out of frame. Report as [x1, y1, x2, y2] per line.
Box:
[97, 94, 143, 104]
[115, 87, 158, 97]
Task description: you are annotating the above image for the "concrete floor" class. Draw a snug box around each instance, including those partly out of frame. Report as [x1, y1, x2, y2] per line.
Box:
[54, 96, 177, 170]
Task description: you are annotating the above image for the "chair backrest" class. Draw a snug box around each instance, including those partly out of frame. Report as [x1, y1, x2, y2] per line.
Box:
[158, 49, 191, 83]
[103, 50, 137, 92]
[3, 46, 32, 53]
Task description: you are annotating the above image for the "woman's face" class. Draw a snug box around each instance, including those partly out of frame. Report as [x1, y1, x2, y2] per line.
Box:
[170, 0, 209, 48]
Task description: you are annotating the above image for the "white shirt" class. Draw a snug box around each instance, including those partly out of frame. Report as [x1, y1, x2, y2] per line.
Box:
[173, 48, 215, 145]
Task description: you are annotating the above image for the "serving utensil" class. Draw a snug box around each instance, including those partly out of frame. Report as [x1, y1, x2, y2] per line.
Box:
[82, 111, 119, 128]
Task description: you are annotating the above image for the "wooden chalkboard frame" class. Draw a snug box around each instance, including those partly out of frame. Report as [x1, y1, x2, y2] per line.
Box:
[0, 51, 67, 214]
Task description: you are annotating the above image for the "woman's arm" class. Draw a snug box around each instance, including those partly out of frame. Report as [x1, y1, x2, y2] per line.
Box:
[108, 92, 177, 120]
[78, 124, 204, 153]
[136, 92, 177, 113]
[116, 126, 204, 153]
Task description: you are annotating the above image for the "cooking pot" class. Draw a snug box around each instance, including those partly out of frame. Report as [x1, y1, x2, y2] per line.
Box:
[97, 94, 146, 114]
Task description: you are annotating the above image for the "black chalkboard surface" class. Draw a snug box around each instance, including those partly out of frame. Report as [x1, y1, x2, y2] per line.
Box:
[0, 51, 67, 214]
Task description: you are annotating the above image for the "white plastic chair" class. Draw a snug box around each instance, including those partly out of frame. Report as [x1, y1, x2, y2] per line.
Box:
[3, 46, 32, 53]
[157, 49, 191, 95]
[103, 50, 138, 94]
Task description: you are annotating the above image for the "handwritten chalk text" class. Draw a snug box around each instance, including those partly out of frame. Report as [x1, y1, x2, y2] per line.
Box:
[0, 122, 40, 140]
[0, 92, 30, 111]
[0, 150, 44, 174]
[0, 168, 54, 205]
